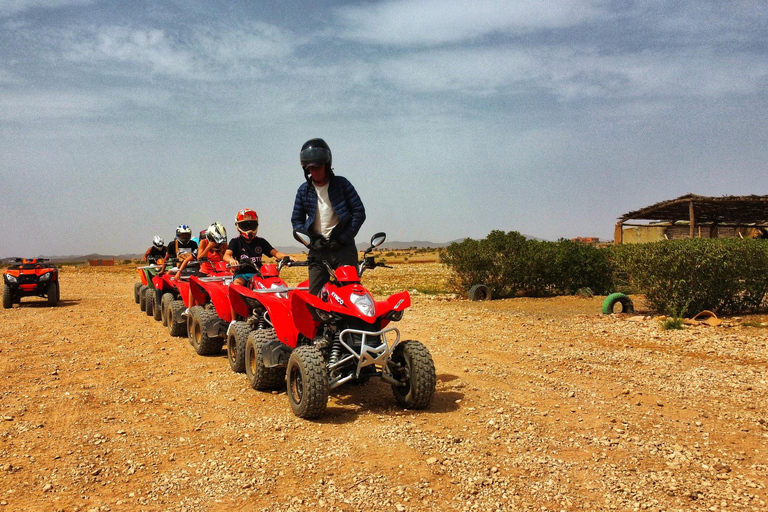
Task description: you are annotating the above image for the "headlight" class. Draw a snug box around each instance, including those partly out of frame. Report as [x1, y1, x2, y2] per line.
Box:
[270, 283, 288, 299]
[39, 273, 52, 281]
[5, 274, 18, 284]
[350, 292, 375, 317]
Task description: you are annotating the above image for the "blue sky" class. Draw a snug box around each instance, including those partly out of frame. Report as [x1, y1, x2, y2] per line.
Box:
[1, 0, 767, 256]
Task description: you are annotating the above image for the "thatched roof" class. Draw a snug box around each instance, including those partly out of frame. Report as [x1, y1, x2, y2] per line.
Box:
[619, 194, 768, 225]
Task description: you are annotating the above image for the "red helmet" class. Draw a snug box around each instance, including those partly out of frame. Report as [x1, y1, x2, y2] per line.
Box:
[236, 208, 259, 240]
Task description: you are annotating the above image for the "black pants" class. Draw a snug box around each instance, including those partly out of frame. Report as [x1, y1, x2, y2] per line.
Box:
[308, 244, 358, 296]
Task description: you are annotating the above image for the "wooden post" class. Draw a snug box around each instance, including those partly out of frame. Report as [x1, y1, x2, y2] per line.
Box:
[614, 221, 623, 244]
[689, 201, 695, 238]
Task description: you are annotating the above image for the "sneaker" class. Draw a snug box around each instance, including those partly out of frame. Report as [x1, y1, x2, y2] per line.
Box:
[181, 308, 190, 318]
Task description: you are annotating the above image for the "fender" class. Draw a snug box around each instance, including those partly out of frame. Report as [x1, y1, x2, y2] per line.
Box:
[230, 283, 302, 348]
[190, 276, 232, 323]
[175, 280, 192, 307]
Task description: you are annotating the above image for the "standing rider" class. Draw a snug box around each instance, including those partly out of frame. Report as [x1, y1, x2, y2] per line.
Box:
[291, 138, 366, 296]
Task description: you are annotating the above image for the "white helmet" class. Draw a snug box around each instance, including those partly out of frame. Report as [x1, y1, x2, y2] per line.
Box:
[205, 222, 227, 244]
[176, 224, 191, 239]
[152, 236, 164, 248]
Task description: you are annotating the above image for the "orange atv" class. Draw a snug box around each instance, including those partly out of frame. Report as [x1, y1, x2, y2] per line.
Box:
[3, 258, 60, 308]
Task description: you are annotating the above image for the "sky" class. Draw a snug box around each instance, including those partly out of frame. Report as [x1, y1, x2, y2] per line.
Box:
[1, 0, 767, 257]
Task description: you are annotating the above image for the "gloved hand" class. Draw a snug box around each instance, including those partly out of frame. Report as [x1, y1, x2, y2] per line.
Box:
[310, 236, 328, 250]
[328, 240, 341, 250]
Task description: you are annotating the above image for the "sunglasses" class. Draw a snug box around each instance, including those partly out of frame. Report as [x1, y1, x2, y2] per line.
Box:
[238, 220, 259, 231]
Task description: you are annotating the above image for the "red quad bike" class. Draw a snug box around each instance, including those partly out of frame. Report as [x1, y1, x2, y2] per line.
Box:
[185, 264, 235, 356]
[245, 231, 436, 419]
[151, 259, 201, 337]
[227, 259, 309, 376]
[3, 258, 60, 308]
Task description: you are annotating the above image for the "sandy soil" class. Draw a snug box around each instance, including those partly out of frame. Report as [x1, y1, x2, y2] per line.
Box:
[1, 264, 767, 512]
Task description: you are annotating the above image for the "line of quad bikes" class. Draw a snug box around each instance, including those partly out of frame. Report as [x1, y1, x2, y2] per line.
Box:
[133, 231, 436, 419]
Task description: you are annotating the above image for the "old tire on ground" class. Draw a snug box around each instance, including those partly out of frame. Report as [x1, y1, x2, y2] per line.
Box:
[227, 321, 252, 373]
[286, 346, 329, 419]
[152, 290, 163, 321]
[246, 330, 284, 390]
[160, 293, 174, 327]
[168, 300, 187, 337]
[468, 284, 491, 301]
[139, 285, 148, 311]
[390, 340, 436, 410]
[188, 306, 222, 355]
[133, 282, 142, 304]
[46, 281, 59, 307]
[144, 288, 154, 317]
[602, 292, 634, 314]
[3, 285, 12, 309]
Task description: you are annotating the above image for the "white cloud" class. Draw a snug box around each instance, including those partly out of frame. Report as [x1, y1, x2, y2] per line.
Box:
[0, 90, 111, 121]
[335, 0, 604, 46]
[0, 0, 93, 17]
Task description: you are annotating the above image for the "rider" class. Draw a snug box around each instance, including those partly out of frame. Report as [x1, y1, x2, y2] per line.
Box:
[224, 209, 290, 287]
[291, 138, 366, 295]
[175, 222, 228, 279]
[143, 236, 165, 264]
[163, 225, 198, 277]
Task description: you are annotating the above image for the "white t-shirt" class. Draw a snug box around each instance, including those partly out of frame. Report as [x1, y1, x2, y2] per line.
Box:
[311, 182, 339, 239]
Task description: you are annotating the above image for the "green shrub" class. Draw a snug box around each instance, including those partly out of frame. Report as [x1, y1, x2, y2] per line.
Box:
[612, 238, 768, 315]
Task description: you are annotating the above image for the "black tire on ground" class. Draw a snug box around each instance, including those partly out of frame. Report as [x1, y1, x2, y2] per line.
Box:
[152, 290, 163, 321]
[46, 281, 59, 307]
[602, 292, 634, 314]
[139, 285, 148, 311]
[133, 282, 142, 304]
[144, 288, 154, 317]
[160, 293, 174, 327]
[227, 321, 252, 373]
[286, 346, 329, 419]
[468, 284, 491, 301]
[188, 306, 222, 355]
[168, 300, 187, 337]
[390, 340, 436, 410]
[245, 331, 285, 390]
[2, 285, 12, 309]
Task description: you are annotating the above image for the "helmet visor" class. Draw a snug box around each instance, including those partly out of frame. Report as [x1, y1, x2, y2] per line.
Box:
[300, 147, 330, 166]
[178, 233, 191, 242]
[238, 220, 259, 232]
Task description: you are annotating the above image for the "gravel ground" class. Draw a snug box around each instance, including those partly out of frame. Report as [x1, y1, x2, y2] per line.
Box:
[1, 264, 767, 511]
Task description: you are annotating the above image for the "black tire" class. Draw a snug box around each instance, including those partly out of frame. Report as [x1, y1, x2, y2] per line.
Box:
[144, 288, 154, 317]
[152, 290, 163, 321]
[468, 284, 491, 301]
[286, 346, 329, 419]
[245, 331, 284, 390]
[133, 282, 142, 304]
[227, 321, 252, 373]
[188, 306, 222, 355]
[2, 285, 12, 309]
[139, 285, 148, 311]
[602, 292, 634, 314]
[160, 293, 174, 327]
[390, 340, 436, 410]
[46, 281, 59, 307]
[168, 300, 187, 337]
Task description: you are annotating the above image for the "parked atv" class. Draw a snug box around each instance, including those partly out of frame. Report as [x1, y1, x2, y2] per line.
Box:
[228, 259, 308, 376]
[151, 259, 201, 337]
[3, 258, 60, 308]
[243, 231, 436, 419]
[185, 266, 235, 357]
[136, 260, 173, 320]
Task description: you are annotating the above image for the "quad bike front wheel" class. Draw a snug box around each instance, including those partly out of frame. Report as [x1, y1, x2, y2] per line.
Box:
[188, 306, 222, 355]
[3, 285, 12, 309]
[133, 282, 142, 304]
[160, 293, 174, 327]
[286, 346, 329, 419]
[245, 330, 284, 391]
[46, 282, 59, 307]
[152, 291, 163, 321]
[167, 300, 187, 337]
[390, 340, 436, 410]
[226, 321, 252, 373]
[144, 288, 154, 317]
[139, 285, 148, 311]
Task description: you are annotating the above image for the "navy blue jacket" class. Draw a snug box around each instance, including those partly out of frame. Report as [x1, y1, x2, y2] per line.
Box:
[291, 175, 366, 246]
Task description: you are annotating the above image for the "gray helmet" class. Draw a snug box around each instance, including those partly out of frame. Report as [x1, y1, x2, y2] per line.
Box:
[300, 138, 333, 181]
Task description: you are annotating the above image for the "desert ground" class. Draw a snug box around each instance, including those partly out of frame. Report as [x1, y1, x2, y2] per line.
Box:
[1, 261, 767, 512]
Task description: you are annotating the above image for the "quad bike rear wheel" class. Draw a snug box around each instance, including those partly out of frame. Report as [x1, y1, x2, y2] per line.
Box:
[188, 306, 222, 355]
[46, 282, 59, 307]
[3, 285, 12, 309]
[133, 282, 142, 304]
[139, 285, 148, 311]
[168, 300, 187, 337]
[226, 321, 252, 373]
[152, 290, 163, 321]
[144, 288, 154, 317]
[286, 346, 329, 419]
[245, 330, 284, 390]
[160, 293, 174, 327]
[390, 340, 436, 410]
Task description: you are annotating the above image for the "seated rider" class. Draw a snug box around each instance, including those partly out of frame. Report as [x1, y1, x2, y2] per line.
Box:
[143, 236, 165, 264]
[197, 222, 228, 275]
[164, 225, 198, 279]
[224, 208, 290, 287]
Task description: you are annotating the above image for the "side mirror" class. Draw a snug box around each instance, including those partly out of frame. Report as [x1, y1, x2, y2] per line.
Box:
[370, 232, 386, 248]
[293, 230, 313, 248]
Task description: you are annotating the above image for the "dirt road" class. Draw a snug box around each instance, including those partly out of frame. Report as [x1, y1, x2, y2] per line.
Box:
[1, 265, 767, 511]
